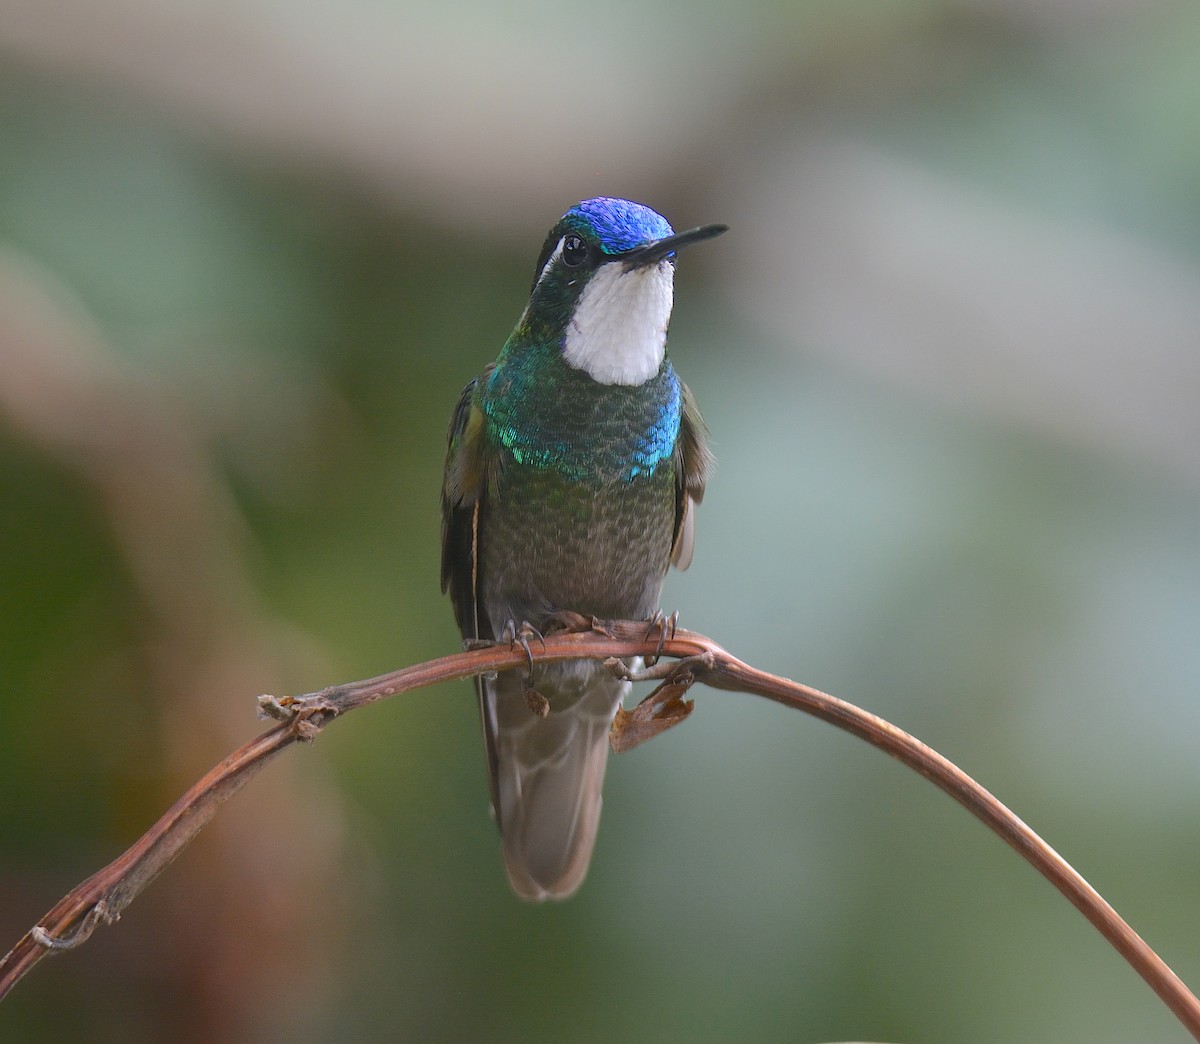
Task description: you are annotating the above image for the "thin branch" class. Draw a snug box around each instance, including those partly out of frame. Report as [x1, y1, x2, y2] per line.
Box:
[2, 622, 1197, 1039]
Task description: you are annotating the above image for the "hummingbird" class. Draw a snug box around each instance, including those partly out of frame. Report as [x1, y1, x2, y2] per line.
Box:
[441, 197, 725, 900]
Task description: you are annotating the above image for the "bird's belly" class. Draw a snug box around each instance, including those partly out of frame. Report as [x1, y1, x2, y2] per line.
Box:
[479, 463, 674, 634]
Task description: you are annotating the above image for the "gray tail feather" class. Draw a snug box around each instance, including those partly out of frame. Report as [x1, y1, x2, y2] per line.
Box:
[481, 667, 627, 901]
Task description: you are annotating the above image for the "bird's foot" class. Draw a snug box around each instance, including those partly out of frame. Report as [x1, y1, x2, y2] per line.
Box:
[642, 609, 679, 666]
[465, 621, 553, 718]
[498, 619, 546, 675]
[464, 620, 546, 667]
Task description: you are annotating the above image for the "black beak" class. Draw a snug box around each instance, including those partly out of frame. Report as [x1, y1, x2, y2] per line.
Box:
[621, 223, 728, 271]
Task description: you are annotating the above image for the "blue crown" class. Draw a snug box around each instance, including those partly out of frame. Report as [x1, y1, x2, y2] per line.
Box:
[565, 197, 673, 255]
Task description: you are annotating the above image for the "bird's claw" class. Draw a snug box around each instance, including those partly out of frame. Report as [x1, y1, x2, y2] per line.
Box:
[497, 619, 547, 685]
[642, 609, 679, 666]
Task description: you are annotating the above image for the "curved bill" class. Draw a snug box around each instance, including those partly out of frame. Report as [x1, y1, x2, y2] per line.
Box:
[621, 223, 729, 271]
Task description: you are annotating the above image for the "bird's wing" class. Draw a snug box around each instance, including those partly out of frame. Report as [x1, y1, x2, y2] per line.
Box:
[440, 367, 506, 821]
[440, 365, 497, 641]
[670, 379, 714, 571]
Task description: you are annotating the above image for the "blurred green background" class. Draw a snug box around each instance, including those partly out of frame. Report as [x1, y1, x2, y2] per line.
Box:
[2, 2, 1199, 1041]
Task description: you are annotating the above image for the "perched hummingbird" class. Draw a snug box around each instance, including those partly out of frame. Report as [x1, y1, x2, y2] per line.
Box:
[441, 197, 725, 900]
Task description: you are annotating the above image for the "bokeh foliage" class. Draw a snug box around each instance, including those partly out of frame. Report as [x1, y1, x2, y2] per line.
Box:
[1, 3, 1199, 1041]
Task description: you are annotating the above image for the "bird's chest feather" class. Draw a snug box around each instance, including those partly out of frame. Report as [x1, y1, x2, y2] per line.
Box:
[477, 370, 680, 624]
[481, 446, 676, 622]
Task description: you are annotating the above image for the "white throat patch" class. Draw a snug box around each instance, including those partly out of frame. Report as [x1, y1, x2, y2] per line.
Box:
[562, 261, 674, 385]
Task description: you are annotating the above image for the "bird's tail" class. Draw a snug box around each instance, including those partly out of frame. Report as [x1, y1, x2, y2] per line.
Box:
[479, 664, 626, 901]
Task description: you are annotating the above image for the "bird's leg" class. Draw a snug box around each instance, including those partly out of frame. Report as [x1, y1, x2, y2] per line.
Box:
[496, 618, 545, 668]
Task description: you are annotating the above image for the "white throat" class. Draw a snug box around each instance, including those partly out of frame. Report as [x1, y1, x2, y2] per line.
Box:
[562, 262, 674, 385]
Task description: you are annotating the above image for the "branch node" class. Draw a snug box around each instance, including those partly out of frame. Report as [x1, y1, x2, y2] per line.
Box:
[605, 650, 713, 685]
[31, 901, 117, 952]
[260, 691, 339, 737]
[602, 656, 636, 681]
[257, 694, 294, 721]
[609, 656, 712, 754]
[289, 698, 339, 740]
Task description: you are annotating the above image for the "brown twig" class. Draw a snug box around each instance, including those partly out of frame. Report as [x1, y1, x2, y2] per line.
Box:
[2, 623, 1197, 1038]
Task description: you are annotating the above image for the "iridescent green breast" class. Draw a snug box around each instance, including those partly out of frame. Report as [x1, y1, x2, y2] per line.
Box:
[480, 346, 682, 484]
[475, 349, 681, 628]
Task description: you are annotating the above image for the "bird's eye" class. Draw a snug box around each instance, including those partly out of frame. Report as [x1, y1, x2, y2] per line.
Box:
[561, 234, 588, 267]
